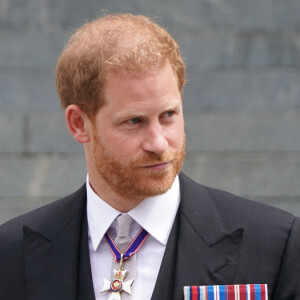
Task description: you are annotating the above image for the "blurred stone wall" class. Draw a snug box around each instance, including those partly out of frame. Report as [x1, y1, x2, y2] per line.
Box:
[1, 0, 300, 224]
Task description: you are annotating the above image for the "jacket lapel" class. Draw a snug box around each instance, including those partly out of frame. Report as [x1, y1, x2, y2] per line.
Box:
[152, 173, 244, 300]
[23, 185, 93, 300]
[77, 207, 96, 300]
[151, 208, 180, 300]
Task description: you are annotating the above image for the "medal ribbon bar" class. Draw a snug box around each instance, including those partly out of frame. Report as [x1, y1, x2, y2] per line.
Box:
[184, 284, 268, 300]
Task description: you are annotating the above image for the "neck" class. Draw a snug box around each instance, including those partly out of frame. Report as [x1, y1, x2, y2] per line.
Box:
[88, 173, 144, 213]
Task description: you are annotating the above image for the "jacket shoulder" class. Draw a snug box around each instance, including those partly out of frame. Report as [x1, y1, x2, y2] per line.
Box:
[179, 172, 295, 231]
[0, 184, 86, 245]
[0, 185, 86, 299]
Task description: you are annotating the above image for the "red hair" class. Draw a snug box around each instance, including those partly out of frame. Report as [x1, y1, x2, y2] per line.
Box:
[56, 13, 186, 118]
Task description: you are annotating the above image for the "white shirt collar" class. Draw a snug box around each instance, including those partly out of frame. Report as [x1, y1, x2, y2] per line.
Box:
[86, 175, 180, 251]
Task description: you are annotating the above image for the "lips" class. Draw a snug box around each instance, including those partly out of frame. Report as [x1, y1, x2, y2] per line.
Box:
[142, 161, 171, 170]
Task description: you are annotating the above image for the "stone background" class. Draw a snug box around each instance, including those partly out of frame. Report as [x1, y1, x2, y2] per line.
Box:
[1, 0, 300, 224]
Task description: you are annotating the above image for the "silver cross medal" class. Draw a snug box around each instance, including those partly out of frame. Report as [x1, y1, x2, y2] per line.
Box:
[101, 254, 134, 300]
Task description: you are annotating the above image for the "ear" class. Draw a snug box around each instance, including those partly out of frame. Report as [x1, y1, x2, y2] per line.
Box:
[65, 105, 91, 143]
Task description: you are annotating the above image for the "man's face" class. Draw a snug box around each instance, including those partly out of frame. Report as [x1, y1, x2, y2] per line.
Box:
[89, 62, 185, 201]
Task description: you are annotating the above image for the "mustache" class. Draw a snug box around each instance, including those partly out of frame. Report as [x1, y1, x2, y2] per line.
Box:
[129, 150, 176, 167]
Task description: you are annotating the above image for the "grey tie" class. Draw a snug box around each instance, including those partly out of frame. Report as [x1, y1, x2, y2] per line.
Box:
[108, 214, 136, 300]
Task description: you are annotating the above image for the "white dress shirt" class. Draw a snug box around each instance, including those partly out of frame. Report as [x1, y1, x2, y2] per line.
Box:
[86, 175, 180, 300]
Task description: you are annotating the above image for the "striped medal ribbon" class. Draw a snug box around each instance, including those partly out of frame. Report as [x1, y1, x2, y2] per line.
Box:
[184, 284, 268, 300]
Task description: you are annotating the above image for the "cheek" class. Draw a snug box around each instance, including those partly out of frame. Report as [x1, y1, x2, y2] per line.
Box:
[167, 123, 185, 148]
[106, 134, 141, 156]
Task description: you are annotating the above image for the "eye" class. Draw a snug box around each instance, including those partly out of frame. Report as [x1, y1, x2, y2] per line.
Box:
[127, 118, 140, 124]
[162, 111, 175, 119]
[166, 111, 174, 117]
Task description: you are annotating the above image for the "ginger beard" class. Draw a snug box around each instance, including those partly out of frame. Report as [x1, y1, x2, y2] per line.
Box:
[91, 131, 185, 201]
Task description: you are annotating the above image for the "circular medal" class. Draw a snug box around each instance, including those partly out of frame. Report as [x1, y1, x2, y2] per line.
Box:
[110, 279, 123, 292]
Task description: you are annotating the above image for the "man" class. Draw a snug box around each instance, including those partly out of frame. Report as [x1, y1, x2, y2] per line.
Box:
[0, 13, 299, 300]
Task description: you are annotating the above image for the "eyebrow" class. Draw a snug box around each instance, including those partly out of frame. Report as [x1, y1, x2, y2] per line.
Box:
[114, 101, 181, 123]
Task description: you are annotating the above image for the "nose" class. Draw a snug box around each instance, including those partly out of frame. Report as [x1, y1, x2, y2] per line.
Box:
[142, 123, 168, 155]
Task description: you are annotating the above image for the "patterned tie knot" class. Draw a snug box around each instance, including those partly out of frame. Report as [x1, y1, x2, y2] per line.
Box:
[115, 214, 133, 252]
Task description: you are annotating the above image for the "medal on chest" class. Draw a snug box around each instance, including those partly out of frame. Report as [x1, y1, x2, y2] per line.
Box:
[101, 254, 134, 300]
[101, 228, 149, 299]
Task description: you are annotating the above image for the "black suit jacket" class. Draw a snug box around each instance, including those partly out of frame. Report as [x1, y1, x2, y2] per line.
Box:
[1, 173, 300, 299]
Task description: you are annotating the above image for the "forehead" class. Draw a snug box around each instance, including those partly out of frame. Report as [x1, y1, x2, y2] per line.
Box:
[104, 63, 180, 102]
[95, 63, 182, 121]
